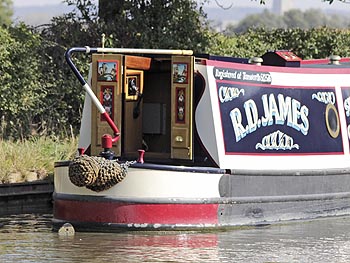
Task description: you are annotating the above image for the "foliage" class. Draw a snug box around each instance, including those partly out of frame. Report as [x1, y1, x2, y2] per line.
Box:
[91, 0, 211, 51]
[207, 27, 350, 60]
[0, 22, 85, 140]
[226, 8, 350, 34]
[0, 24, 45, 139]
[0, 136, 78, 183]
[41, 0, 211, 51]
[0, 0, 12, 26]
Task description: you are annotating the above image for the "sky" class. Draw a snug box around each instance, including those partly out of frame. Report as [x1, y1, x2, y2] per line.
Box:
[13, 0, 63, 6]
[204, 0, 350, 10]
[12, 0, 97, 6]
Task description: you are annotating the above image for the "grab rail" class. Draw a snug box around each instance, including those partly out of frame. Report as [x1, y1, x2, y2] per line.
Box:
[65, 47, 120, 143]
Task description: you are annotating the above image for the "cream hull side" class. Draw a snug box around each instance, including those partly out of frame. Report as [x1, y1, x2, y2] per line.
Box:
[54, 165, 223, 199]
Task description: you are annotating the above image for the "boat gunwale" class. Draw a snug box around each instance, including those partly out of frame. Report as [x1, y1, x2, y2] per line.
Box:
[53, 191, 350, 204]
[54, 160, 226, 174]
[55, 160, 350, 176]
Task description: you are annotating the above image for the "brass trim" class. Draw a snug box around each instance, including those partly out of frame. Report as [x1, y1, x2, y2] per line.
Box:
[325, 103, 340, 139]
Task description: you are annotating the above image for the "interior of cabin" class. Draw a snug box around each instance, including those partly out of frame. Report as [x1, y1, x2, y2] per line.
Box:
[123, 56, 172, 160]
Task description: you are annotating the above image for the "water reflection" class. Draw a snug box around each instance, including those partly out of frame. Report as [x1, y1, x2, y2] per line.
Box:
[218, 220, 350, 263]
[1, 214, 350, 262]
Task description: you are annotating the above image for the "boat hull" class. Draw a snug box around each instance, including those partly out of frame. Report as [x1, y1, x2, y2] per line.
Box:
[53, 161, 350, 232]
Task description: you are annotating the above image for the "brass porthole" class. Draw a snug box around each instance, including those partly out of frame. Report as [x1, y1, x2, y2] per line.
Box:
[325, 103, 340, 139]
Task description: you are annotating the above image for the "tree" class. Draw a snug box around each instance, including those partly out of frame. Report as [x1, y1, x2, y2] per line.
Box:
[283, 9, 309, 29]
[43, 0, 211, 53]
[98, 0, 210, 51]
[0, 24, 48, 138]
[226, 9, 285, 34]
[0, 0, 13, 26]
[207, 27, 350, 60]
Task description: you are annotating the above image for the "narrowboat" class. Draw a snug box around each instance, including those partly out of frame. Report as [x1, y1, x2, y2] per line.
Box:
[53, 46, 350, 232]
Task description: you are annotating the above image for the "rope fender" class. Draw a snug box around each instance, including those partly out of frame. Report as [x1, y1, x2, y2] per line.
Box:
[68, 155, 130, 192]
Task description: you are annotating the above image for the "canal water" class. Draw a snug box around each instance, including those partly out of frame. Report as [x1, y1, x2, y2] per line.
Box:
[1, 214, 350, 262]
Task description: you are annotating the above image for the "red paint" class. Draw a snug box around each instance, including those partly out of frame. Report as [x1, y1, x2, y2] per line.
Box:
[137, 149, 145, 163]
[54, 200, 218, 225]
[102, 112, 120, 143]
[206, 59, 350, 74]
[78, 148, 85, 155]
[102, 134, 113, 149]
[301, 58, 350, 65]
[274, 51, 301, 62]
[100, 85, 114, 121]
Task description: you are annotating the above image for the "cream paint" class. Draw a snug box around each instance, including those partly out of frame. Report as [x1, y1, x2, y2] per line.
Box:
[206, 66, 227, 167]
[77, 65, 92, 152]
[195, 64, 220, 166]
[55, 166, 223, 199]
[335, 86, 350, 155]
[219, 154, 350, 171]
[77, 95, 91, 152]
[270, 72, 350, 87]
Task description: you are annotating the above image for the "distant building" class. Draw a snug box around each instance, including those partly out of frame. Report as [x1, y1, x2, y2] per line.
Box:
[272, 0, 294, 15]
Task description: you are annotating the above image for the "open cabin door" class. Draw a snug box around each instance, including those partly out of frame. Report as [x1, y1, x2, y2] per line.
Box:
[123, 68, 144, 156]
[90, 54, 123, 156]
[122, 56, 150, 158]
[171, 56, 194, 160]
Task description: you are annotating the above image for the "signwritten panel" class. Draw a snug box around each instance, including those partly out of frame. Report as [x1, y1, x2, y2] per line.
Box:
[210, 64, 343, 155]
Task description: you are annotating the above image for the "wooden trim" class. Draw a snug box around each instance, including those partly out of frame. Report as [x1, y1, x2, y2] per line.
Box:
[125, 55, 152, 70]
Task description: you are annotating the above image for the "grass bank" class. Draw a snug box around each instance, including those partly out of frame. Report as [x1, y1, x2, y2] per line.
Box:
[0, 137, 78, 184]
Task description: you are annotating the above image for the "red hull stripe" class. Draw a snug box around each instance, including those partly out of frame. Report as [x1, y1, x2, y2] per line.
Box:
[54, 200, 219, 225]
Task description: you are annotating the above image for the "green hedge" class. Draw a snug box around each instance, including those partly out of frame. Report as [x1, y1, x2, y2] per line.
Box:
[207, 27, 350, 59]
[0, 23, 87, 140]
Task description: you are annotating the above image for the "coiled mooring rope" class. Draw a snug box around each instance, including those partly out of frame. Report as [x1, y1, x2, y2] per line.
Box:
[68, 155, 132, 192]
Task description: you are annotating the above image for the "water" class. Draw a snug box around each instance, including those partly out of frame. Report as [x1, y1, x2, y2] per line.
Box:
[1, 214, 350, 263]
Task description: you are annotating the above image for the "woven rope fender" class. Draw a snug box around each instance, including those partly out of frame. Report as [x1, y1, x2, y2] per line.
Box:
[68, 155, 127, 192]
[68, 155, 99, 187]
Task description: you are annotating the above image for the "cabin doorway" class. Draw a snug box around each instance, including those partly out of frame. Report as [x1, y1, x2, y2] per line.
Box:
[122, 56, 172, 160]
[122, 54, 194, 162]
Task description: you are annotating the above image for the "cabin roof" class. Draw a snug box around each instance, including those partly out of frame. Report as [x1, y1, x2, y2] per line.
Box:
[300, 58, 350, 68]
[195, 54, 249, 64]
[301, 62, 350, 68]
